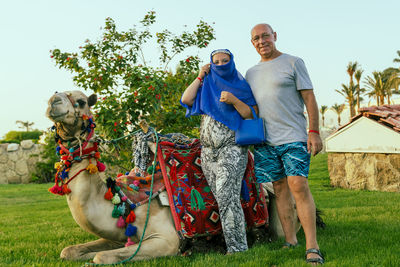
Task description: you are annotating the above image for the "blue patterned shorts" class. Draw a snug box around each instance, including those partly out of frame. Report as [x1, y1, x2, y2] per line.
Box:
[254, 142, 310, 183]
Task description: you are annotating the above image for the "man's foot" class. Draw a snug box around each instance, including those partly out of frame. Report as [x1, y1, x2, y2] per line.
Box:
[281, 242, 299, 249]
[305, 248, 324, 265]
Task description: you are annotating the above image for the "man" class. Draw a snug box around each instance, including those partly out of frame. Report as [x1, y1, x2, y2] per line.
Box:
[245, 23, 324, 265]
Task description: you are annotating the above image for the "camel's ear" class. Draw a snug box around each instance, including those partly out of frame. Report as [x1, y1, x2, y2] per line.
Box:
[88, 94, 97, 107]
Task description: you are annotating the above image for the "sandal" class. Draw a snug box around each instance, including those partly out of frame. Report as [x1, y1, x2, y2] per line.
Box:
[305, 248, 325, 265]
[282, 242, 299, 249]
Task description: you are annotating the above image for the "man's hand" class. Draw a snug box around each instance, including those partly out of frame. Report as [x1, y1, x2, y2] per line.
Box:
[307, 132, 323, 156]
[220, 91, 238, 104]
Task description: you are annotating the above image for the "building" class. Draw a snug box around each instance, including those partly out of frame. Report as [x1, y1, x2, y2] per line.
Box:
[325, 105, 400, 192]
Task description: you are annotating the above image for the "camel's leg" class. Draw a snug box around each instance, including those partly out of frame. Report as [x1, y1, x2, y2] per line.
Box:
[60, 238, 124, 261]
[92, 233, 180, 264]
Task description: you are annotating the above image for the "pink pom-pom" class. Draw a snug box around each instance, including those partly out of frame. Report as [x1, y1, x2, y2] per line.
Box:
[125, 237, 135, 247]
[121, 196, 128, 202]
[117, 216, 126, 228]
[133, 180, 140, 186]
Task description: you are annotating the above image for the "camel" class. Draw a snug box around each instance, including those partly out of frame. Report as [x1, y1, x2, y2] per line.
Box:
[46, 90, 300, 264]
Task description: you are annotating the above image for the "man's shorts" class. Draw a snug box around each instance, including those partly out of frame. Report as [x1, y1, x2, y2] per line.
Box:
[254, 141, 311, 183]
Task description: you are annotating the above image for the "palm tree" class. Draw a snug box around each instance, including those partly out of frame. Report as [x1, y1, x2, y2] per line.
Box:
[354, 69, 364, 111]
[16, 120, 34, 132]
[319, 105, 328, 127]
[393, 50, 400, 64]
[364, 69, 399, 105]
[331, 103, 345, 126]
[336, 83, 357, 117]
[347, 61, 358, 85]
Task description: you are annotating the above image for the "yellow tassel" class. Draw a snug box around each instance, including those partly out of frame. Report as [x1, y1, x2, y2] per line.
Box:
[54, 162, 62, 170]
[86, 163, 98, 174]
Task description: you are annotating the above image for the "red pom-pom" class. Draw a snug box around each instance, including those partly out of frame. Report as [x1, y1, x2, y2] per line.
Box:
[97, 161, 106, 172]
[94, 152, 101, 159]
[117, 173, 123, 177]
[49, 184, 64, 195]
[104, 188, 113, 200]
[62, 184, 71, 194]
[126, 210, 136, 223]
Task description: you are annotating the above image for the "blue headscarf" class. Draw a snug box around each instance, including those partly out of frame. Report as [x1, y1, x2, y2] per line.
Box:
[180, 49, 257, 131]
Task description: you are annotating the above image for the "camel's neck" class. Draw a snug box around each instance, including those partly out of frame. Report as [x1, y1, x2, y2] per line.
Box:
[50, 125, 106, 196]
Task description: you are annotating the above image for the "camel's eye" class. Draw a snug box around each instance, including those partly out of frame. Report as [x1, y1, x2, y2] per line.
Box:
[77, 99, 86, 107]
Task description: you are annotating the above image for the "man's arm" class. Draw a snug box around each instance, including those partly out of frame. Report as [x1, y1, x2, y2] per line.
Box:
[300, 89, 323, 156]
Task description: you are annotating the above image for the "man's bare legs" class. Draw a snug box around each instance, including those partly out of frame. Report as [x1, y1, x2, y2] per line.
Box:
[273, 176, 321, 261]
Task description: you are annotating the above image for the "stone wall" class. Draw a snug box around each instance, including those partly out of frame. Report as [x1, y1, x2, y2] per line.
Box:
[0, 140, 42, 184]
[328, 152, 400, 192]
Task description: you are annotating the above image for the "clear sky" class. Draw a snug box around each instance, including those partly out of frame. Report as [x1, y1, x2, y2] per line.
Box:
[1, 0, 399, 138]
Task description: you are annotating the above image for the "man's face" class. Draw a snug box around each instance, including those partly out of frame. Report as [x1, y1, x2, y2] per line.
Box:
[251, 25, 277, 59]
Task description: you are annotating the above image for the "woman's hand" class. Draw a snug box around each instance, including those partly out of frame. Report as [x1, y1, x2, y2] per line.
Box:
[220, 91, 238, 105]
[198, 63, 211, 79]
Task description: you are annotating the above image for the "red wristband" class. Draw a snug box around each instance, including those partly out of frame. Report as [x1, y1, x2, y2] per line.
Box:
[196, 77, 203, 83]
[309, 130, 320, 135]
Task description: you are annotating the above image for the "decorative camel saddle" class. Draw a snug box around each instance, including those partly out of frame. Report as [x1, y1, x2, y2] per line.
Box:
[107, 130, 269, 240]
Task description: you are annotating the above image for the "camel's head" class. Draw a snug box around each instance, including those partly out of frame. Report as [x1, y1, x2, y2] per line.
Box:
[46, 91, 97, 140]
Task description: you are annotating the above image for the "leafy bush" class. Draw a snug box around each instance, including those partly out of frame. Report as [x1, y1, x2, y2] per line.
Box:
[31, 131, 58, 183]
[50, 11, 214, 169]
[2, 130, 43, 143]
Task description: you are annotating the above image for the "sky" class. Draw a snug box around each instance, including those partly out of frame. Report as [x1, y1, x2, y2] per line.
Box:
[1, 0, 399, 138]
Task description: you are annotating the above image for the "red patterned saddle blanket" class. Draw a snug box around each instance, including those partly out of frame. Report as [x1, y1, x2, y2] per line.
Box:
[156, 139, 269, 239]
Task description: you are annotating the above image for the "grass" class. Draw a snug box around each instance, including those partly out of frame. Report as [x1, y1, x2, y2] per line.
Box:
[1, 153, 400, 266]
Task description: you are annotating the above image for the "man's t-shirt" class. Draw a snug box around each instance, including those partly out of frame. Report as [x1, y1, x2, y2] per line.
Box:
[245, 53, 313, 146]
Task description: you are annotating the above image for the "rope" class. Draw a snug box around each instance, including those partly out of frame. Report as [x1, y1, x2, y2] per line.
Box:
[83, 128, 159, 266]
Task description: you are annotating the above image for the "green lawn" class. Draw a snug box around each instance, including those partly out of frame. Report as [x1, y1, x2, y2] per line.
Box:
[1, 153, 399, 267]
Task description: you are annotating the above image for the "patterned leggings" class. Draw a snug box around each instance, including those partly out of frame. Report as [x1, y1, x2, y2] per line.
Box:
[201, 144, 248, 253]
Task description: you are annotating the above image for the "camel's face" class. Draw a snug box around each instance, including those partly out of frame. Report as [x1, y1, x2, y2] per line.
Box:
[46, 91, 97, 139]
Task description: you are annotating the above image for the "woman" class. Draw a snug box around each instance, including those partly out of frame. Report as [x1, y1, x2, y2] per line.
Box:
[181, 49, 258, 253]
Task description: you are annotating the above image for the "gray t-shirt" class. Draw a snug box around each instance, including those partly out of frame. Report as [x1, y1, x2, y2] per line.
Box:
[245, 53, 313, 146]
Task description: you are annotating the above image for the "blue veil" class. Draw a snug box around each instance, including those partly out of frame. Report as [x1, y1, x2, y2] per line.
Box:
[180, 49, 257, 131]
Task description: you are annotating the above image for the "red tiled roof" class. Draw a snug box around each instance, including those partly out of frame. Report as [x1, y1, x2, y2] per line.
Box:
[337, 105, 400, 133]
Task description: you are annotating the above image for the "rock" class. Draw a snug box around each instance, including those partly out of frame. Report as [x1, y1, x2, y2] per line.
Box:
[8, 175, 21, 184]
[328, 152, 400, 192]
[0, 154, 7, 164]
[7, 143, 19, 152]
[21, 140, 34, 150]
[16, 161, 29, 175]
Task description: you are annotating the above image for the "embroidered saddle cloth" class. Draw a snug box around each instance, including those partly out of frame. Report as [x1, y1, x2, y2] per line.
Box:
[155, 138, 269, 239]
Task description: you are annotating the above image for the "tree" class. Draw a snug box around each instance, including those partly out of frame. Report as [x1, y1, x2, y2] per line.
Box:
[51, 11, 215, 136]
[319, 105, 328, 127]
[50, 11, 215, 169]
[16, 120, 34, 132]
[354, 68, 364, 111]
[393, 50, 400, 64]
[336, 83, 357, 117]
[331, 103, 345, 126]
[364, 69, 399, 106]
[347, 61, 358, 85]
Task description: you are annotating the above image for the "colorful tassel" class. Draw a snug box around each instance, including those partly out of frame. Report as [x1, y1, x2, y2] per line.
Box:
[117, 216, 126, 228]
[112, 205, 121, 218]
[126, 210, 136, 223]
[190, 187, 205, 211]
[48, 182, 64, 195]
[96, 161, 106, 172]
[118, 202, 126, 214]
[86, 162, 98, 174]
[125, 224, 137, 236]
[104, 188, 113, 200]
[54, 162, 62, 170]
[62, 184, 71, 194]
[112, 194, 121, 205]
[125, 237, 135, 247]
